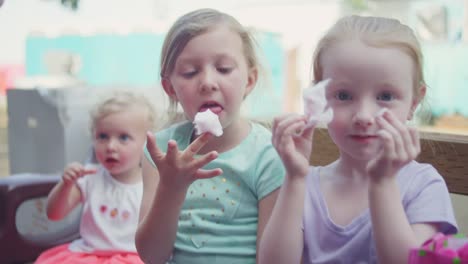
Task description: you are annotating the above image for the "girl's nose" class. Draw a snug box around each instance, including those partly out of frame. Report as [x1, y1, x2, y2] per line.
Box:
[352, 104, 376, 128]
[199, 69, 219, 93]
[353, 114, 373, 127]
[106, 139, 118, 152]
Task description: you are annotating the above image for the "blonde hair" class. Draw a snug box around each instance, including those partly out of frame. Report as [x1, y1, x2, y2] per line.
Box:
[312, 15, 426, 99]
[89, 90, 157, 133]
[159, 8, 262, 123]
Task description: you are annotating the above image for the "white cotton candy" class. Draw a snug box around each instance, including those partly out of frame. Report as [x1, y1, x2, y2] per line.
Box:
[375, 108, 388, 118]
[193, 109, 223, 137]
[303, 79, 333, 127]
[84, 163, 98, 170]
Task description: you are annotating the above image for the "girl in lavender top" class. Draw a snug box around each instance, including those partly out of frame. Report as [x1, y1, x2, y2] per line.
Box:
[260, 15, 458, 264]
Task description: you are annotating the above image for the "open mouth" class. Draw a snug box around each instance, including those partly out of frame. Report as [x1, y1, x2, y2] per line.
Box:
[350, 135, 378, 142]
[105, 157, 119, 164]
[199, 102, 223, 114]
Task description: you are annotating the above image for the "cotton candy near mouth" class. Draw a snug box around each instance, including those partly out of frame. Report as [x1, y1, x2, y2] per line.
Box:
[193, 109, 223, 137]
[303, 79, 333, 127]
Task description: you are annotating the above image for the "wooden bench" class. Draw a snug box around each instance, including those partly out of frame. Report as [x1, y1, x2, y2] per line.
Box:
[310, 128, 468, 196]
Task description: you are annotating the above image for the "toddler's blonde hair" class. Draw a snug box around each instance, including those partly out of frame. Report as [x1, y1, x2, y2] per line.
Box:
[89, 90, 157, 133]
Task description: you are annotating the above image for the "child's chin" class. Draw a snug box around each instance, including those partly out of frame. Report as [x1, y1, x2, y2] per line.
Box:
[104, 164, 122, 173]
[350, 148, 380, 161]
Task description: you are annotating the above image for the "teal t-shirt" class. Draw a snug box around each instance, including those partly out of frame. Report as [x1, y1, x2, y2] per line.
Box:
[144, 121, 285, 264]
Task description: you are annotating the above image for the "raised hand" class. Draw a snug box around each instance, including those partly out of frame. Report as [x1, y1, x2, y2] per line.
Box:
[62, 162, 97, 186]
[272, 114, 315, 178]
[146, 132, 223, 192]
[367, 110, 420, 181]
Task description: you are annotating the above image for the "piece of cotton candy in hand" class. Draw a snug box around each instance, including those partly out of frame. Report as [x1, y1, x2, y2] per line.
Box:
[193, 109, 223, 137]
[84, 163, 99, 171]
[303, 79, 333, 127]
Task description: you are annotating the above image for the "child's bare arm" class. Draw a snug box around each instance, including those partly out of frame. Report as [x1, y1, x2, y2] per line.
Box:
[259, 114, 313, 264]
[46, 162, 96, 221]
[369, 110, 438, 263]
[136, 132, 222, 264]
[256, 188, 279, 263]
[258, 180, 306, 264]
[370, 180, 438, 264]
[136, 157, 178, 264]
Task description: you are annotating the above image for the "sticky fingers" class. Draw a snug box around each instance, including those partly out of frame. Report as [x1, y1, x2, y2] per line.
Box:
[376, 110, 420, 163]
[184, 133, 213, 157]
[146, 131, 167, 165]
[63, 163, 96, 185]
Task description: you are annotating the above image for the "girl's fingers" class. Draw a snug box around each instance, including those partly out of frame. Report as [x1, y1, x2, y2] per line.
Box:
[279, 115, 306, 135]
[184, 133, 212, 158]
[70, 167, 82, 177]
[146, 132, 166, 163]
[165, 140, 180, 162]
[64, 171, 74, 180]
[64, 169, 81, 182]
[82, 169, 98, 175]
[376, 129, 394, 156]
[272, 114, 295, 143]
[190, 151, 219, 170]
[195, 168, 224, 179]
[386, 111, 414, 159]
[280, 121, 305, 149]
[301, 123, 315, 141]
[273, 114, 306, 146]
[377, 112, 403, 159]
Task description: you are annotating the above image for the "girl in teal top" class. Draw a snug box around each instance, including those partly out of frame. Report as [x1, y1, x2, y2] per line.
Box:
[135, 8, 285, 264]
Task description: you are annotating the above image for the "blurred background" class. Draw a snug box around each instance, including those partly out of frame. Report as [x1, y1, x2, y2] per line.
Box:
[0, 0, 467, 244]
[0, 0, 467, 176]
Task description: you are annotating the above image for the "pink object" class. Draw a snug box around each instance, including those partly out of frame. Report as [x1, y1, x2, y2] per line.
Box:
[459, 244, 468, 260]
[0, 65, 25, 95]
[409, 233, 468, 264]
[35, 244, 144, 264]
[302, 79, 333, 127]
[193, 109, 223, 137]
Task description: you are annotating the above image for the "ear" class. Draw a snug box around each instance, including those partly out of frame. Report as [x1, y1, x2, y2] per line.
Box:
[408, 85, 426, 120]
[162, 78, 177, 101]
[243, 67, 258, 99]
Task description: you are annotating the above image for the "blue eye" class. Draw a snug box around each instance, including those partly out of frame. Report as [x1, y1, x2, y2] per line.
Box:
[377, 92, 394, 101]
[336, 91, 352, 101]
[97, 133, 108, 140]
[119, 134, 130, 142]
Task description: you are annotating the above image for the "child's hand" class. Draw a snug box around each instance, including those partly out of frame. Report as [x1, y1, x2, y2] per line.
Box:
[367, 110, 420, 182]
[62, 162, 97, 186]
[146, 132, 223, 192]
[272, 114, 314, 179]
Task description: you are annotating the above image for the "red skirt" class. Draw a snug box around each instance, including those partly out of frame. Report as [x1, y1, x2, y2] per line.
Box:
[35, 244, 144, 264]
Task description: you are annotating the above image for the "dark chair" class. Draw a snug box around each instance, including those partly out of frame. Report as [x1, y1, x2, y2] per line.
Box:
[0, 173, 81, 264]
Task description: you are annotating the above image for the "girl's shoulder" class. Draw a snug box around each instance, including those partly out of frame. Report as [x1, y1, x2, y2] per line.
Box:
[397, 160, 448, 197]
[398, 160, 442, 182]
[248, 121, 273, 144]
